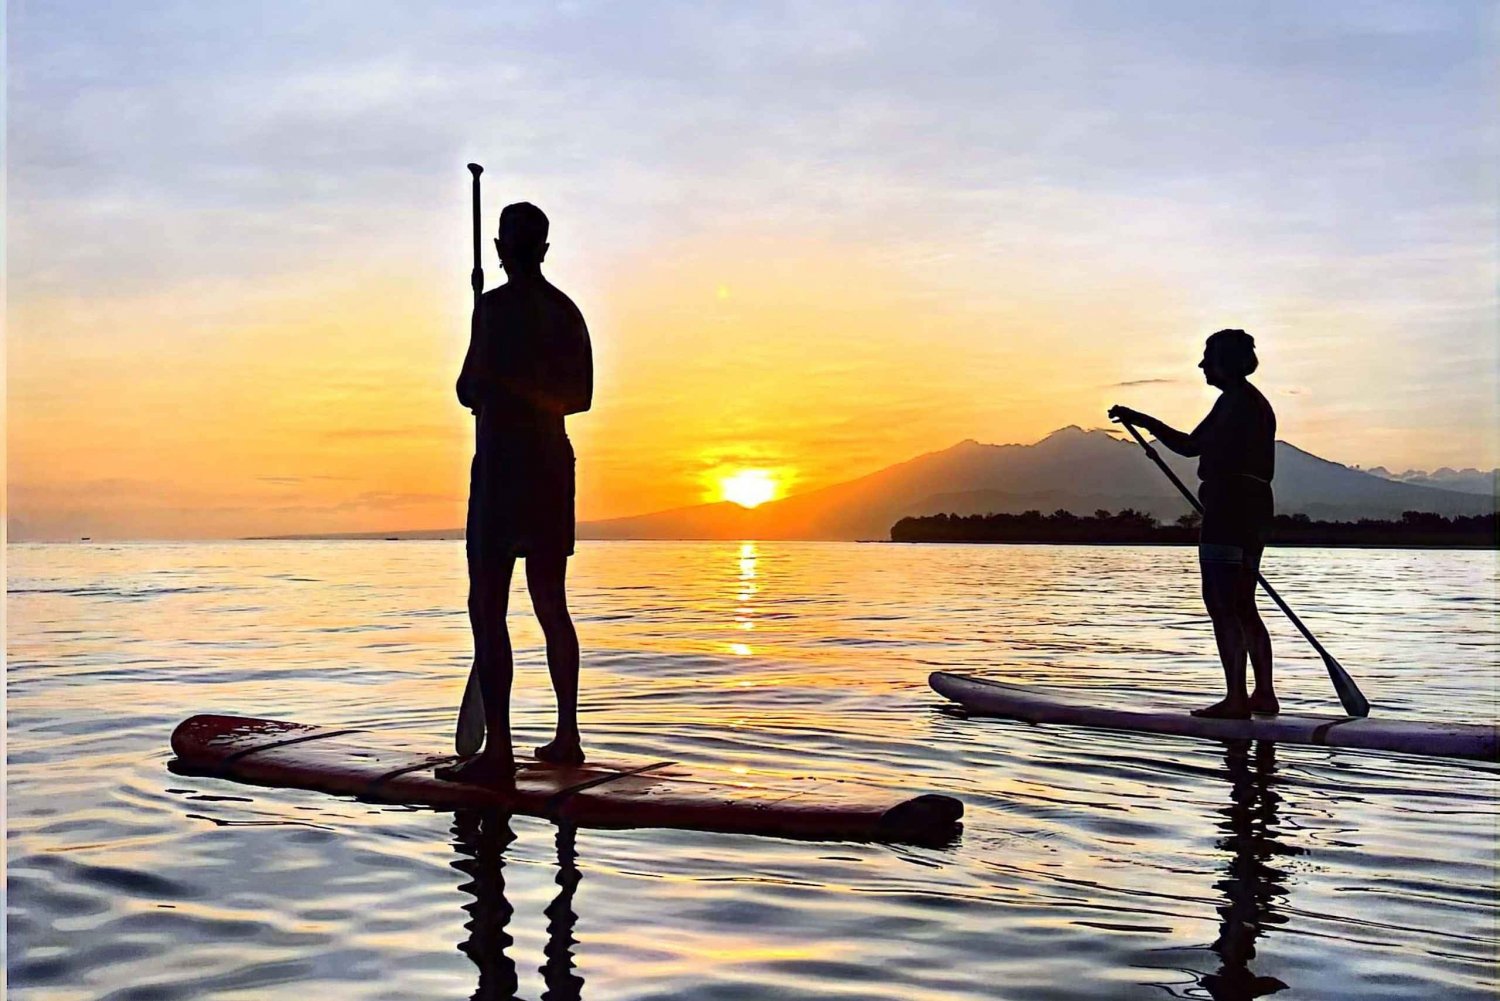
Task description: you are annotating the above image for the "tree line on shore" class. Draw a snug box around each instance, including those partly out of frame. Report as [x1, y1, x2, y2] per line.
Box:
[890, 509, 1499, 547]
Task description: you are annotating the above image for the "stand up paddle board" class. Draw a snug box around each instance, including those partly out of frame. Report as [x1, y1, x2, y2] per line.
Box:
[930, 672, 1498, 762]
[169, 715, 963, 843]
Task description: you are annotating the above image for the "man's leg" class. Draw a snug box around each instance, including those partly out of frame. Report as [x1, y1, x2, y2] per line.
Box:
[1195, 545, 1250, 719]
[526, 552, 584, 765]
[1240, 555, 1278, 714]
[439, 554, 517, 784]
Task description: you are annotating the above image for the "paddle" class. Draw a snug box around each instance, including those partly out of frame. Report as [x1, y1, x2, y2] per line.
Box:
[1118, 419, 1371, 717]
[455, 162, 487, 757]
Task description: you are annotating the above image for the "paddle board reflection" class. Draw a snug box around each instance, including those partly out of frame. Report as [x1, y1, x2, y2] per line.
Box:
[1200, 740, 1301, 1000]
[450, 812, 583, 1001]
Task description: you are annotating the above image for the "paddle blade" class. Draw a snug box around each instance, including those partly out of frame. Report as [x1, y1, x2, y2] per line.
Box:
[455, 664, 485, 756]
[1325, 654, 1370, 718]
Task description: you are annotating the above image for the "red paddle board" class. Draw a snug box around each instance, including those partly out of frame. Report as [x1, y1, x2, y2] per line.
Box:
[170, 715, 963, 843]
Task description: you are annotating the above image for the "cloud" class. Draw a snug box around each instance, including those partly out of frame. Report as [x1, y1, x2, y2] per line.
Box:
[321, 426, 452, 441]
[256, 475, 356, 485]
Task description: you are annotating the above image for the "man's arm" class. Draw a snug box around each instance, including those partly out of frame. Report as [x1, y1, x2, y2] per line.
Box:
[562, 317, 593, 416]
[1108, 405, 1202, 456]
[456, 300, 486, 414]
[1148, 417, 1200, 457]
[532, 298, 592, 417]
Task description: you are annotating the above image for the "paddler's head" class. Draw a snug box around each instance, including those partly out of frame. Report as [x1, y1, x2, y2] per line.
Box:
[1199, 328, 1257, 388]
[496, 202, 550, 275]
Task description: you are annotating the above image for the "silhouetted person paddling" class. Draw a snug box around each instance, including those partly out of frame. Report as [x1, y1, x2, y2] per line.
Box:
[440, 202, 593, 786]
[1110, 329, 1278, 720]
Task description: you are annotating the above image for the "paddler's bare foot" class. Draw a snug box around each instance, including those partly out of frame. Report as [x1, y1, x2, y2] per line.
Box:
[436, 751, 516, 787]
[1191, 698, 1251, 720]
[534, 735, 585, 766]
[1248, 689, 1280, 715]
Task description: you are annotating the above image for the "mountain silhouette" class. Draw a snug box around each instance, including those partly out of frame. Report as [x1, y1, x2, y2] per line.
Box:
[1365, 465, 1498, 496]
[579, 427, 1496, 541]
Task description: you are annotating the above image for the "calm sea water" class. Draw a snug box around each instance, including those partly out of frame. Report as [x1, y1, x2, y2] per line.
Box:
[7, 540, 1498, 1000]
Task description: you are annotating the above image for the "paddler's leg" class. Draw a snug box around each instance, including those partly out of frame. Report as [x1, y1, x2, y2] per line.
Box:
[1241, 547, 1278, 714]
[1194, 545, 1251, 719]
[439, 554, 518, 785]
[527, 552, 584, 765]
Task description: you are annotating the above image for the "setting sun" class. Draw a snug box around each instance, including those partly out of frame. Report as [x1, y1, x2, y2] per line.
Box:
[720, 469, 779, 508]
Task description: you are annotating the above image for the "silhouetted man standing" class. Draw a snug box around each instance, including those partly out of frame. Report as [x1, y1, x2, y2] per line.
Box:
[441, 202, 593, 785]
[1111, 329, 1278, 720]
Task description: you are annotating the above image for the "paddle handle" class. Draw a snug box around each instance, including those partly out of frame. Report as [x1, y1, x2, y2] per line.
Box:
[1119, 420, 1370, 717]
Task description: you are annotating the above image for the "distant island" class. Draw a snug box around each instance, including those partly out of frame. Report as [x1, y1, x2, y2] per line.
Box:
[891, 509, 1499, 548]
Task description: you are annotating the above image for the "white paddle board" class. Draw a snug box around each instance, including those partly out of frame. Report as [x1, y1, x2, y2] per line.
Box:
[930, 672, 1497, 762]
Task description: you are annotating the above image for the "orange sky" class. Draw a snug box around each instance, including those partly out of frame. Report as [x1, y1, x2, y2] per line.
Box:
[8, 4, 1496, 540]
[11, 224, 1491, 540]
[8, 237, 1182, 537]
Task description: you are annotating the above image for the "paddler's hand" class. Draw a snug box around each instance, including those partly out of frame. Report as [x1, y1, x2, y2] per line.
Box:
[1108, 405, 1153, 431]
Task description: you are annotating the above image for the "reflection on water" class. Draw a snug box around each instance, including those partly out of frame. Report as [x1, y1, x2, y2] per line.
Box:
[7, 541, 1498, 1000]
[452, 813, 583, 1001]
[730, 541, 758, 656]
[1202, 741, 1298, 1000]
[450, 746, 1299, 1001]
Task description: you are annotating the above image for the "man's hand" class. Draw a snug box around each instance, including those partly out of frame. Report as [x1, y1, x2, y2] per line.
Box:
[1108, 404, 1153, 429]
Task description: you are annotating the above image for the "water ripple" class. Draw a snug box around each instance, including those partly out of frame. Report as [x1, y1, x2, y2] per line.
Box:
[7, 540, 1498, 999]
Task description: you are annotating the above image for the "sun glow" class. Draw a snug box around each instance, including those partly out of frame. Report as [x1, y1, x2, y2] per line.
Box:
[719, 469, 778, 508]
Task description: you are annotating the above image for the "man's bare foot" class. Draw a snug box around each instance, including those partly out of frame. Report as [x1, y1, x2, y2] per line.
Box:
[1191, 698, 1251, 720]
[436, 751, 517, 787]
[1248, 689, 1280, 715]
[534, 736, 585, 766]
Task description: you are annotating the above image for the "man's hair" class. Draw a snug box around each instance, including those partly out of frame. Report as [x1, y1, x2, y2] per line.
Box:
[1206, 328, 1258, 376]
[499, 202, 549, 261]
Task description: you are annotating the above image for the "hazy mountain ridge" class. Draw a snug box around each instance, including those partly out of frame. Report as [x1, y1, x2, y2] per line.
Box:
[578, 427, 1497, 541]
[1364, 465, 1497, 496]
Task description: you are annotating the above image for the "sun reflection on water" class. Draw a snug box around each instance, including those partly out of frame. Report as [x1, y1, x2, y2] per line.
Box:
[729, 541, 759, 656]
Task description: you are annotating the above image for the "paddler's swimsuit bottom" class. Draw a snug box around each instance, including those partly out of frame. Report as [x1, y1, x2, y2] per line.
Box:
[466, 427, 576, 564]
[1197, 476, 1273, 571]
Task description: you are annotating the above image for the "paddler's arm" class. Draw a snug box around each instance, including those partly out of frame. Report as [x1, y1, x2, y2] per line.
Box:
[529, 307, 593, 417]
[1108, 405, 1200, 456]
[561, 316, 593, 416]
[456, 300, 487, 415]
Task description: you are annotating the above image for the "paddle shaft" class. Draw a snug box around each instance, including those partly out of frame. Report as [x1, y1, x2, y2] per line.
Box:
[468, 163, 484, 301]
[456, 164, 487, 756]
[1119, 420, 1370, 717]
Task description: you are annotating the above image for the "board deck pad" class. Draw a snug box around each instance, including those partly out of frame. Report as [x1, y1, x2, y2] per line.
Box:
[169, 715, 963, 843]
[930, 672, 1498, 762]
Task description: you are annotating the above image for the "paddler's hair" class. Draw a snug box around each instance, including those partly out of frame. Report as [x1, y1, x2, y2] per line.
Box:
[498, 202, 549, 263]
[1206, 328, 1258, 376]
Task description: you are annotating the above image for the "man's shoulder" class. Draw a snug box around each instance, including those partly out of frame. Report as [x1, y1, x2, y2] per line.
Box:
[541, 281, 584, 320]
[476, 287, 513, 318]
[480, 285, 518, 306]
[479, 284, 540, 322]
[485, 281, 581, 312]
[1235, 382, 1275, 424]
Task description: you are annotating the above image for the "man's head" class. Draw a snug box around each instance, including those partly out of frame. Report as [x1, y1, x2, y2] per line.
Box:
[496, 202, 549, 271]
[1199, 328, 1258, 387]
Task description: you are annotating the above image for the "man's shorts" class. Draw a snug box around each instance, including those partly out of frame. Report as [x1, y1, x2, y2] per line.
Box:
[466, 429, 576, 563]
[1197, 477, 1273, 572]
[1198, 542, 1263, 572]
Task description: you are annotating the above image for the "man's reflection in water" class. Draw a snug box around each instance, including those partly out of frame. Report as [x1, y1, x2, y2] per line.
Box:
[450, 810, 583, 1001]
[1201, 740, 1301, 1000]
[540, 823, 584, 1000]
